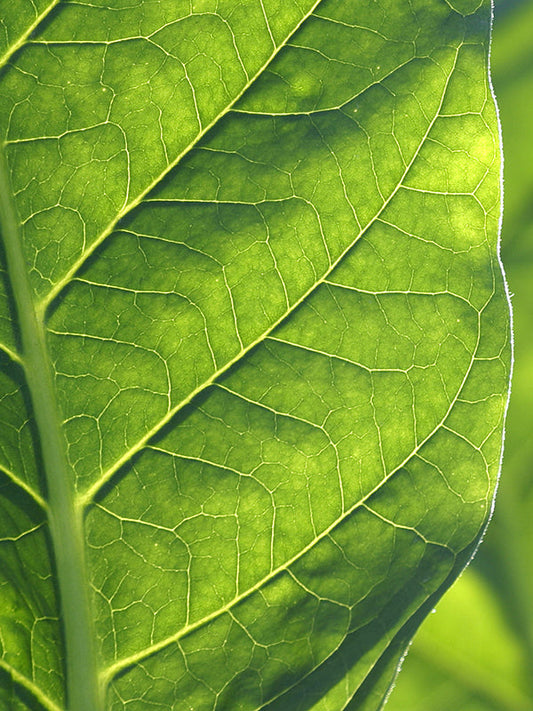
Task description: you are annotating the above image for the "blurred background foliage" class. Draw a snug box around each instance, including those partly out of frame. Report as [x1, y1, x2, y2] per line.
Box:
[386, 1, 533, 709]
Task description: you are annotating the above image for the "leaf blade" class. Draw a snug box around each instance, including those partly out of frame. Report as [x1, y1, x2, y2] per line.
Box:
[0, 1, 510, 709]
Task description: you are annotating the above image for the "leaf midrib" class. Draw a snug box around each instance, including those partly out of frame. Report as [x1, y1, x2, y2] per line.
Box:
[0, 146, 102, 709]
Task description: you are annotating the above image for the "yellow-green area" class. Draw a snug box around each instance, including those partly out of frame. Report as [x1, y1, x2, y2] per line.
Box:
[0, 2, 511, 710]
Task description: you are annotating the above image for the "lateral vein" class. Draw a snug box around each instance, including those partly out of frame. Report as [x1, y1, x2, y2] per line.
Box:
[81, 45, 462, 509]
[0, 463, 47, 510]
[0, 659, 63, 711]
[0, 0, 61, 69]
[39, 0, 326, 311]
[101, 301, 477, 685]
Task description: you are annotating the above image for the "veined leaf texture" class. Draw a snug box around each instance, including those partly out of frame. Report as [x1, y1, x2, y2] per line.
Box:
[0, 1, 511, 710]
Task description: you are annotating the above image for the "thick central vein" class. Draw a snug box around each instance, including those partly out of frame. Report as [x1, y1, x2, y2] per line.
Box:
[0, 145, 103, 711]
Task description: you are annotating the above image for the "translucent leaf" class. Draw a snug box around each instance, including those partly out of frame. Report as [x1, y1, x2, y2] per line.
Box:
[0, 1, 511, 709]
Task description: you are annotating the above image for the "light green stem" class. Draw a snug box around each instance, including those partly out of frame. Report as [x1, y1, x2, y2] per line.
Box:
[0, 144, 103, 711]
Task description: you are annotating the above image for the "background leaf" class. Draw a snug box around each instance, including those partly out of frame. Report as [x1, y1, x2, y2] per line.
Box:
[0, 1, 511, 710]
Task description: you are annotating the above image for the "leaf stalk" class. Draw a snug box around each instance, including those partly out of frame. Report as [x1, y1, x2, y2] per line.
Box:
[0, 144, 103, 711]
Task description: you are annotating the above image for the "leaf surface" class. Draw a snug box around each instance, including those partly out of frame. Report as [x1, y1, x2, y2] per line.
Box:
[0, 1, 511, 710]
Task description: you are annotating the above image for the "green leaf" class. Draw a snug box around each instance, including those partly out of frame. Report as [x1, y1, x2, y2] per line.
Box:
[0, 1, 511, 710]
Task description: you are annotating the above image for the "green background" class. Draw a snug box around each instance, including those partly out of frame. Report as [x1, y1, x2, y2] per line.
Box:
[387, 1, 533, 709]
